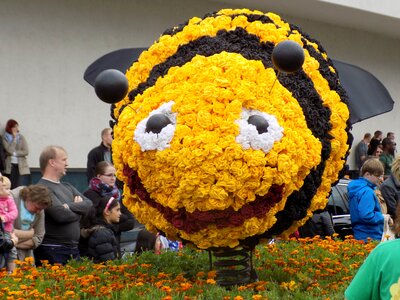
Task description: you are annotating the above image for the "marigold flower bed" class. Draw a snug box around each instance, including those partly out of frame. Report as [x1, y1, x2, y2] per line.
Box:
[0, 236, 376, 299]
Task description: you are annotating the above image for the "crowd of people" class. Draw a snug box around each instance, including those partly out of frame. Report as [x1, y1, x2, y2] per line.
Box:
[0, 121, 171, 273]
[355, 130, 396, 177]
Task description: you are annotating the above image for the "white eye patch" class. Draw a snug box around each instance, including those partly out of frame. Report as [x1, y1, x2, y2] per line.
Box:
[235, 108, 284, 153]
[134, 101, 177, 151]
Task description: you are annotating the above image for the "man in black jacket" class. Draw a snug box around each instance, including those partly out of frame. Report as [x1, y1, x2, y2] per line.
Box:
[86, 128, 113, 183]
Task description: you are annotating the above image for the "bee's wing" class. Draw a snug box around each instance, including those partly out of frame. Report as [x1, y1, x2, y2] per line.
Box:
[332, 59, 394, 125]
[84, 47, 147, 86]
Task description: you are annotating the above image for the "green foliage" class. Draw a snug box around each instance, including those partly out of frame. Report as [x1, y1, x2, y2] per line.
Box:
[124, 247, 210, 279]
[0, 237, 377, 299]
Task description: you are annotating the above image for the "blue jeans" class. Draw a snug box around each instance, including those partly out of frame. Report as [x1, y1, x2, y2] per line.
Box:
[34, 245, 80, 266]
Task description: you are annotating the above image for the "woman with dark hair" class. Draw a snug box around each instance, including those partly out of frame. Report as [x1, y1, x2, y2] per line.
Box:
[83, 161, 157, 254]
[2, 119, 30, 188]
[80, 196, 120, 263]
[372, 144, 384, 158]
[83, 161, 122, 209]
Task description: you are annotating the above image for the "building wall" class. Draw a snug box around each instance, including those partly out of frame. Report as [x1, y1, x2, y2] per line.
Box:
[321, 0, 400, 18]
[1, 0, 399, 170]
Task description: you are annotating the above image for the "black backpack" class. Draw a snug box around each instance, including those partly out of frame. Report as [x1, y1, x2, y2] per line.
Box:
[0, 220, 14, 268]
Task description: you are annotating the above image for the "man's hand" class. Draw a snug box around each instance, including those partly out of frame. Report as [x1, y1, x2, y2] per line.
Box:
[74, 196, 83, 203]
[10, 232, 18, 245]
[63, 203, 70, 209]
[26, 228, 34, 235]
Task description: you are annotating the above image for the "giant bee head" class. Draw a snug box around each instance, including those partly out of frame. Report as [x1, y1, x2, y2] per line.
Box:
[89, 8, 353, 249]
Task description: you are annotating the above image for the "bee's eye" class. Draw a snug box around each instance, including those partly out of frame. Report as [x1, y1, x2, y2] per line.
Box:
[248, 115, 269, 134]
[236, 109, 284, 153]
[134, 101, 177, 151]
[145, 114, 172, 134]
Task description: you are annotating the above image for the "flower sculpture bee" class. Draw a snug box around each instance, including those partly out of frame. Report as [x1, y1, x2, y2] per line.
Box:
[88, 8, 352, 249]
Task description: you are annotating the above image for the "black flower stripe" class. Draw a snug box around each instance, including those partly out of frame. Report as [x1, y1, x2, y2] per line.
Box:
[163, 12, 276, 36]
[291, 23, 350, 121]
[263, 59, 333, 237]
[127, 27, 275, 102]
[297, 24, 351, 177]
[263, 24, 353, 237]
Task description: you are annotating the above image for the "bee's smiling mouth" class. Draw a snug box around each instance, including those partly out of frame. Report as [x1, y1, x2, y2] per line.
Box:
[124, 164, 284, 234]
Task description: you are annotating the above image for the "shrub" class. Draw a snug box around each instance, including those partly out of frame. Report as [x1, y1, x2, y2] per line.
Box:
[0, 235, 376, 299]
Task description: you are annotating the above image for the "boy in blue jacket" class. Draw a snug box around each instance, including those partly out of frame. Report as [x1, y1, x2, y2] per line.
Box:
[348, 158, 384, 241]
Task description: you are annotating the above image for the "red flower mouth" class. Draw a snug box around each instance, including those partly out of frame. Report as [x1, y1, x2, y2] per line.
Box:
[124, 164, 284, 234]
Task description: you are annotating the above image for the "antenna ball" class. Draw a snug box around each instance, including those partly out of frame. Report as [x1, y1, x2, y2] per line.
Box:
[272, 40, 305, 73]
[94, 69, 129, 104]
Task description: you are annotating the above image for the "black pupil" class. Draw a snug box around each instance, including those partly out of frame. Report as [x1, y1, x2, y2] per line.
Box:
[248, 115, 269, 134]
[145, 114, 172, 134]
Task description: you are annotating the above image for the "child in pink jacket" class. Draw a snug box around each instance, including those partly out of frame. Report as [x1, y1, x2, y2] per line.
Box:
[0, 176, 18, 272]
